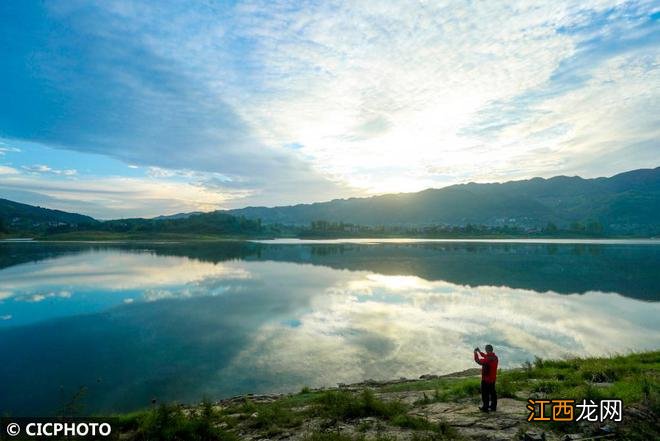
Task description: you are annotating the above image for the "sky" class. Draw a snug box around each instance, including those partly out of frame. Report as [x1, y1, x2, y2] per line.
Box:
[0, 0, 658, 219]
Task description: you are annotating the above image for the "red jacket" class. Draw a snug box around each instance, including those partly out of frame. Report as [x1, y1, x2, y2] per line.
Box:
[474, 350, 498, 383]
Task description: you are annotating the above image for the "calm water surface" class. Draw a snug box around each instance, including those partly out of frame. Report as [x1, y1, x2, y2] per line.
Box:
[0, 240, 658, 415]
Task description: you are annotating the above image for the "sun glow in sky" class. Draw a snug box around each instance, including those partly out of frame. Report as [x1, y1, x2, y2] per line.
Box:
[1, 1, 659, 218]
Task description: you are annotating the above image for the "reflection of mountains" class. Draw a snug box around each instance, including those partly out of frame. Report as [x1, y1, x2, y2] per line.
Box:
[249, 242, 660, 301]
[0, 284, 314, 415]
[1, 241, 659, 300]
[1, 240, 659, 415]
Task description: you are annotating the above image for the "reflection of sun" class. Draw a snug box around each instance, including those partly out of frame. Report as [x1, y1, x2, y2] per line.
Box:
[365, 274, 429, 291]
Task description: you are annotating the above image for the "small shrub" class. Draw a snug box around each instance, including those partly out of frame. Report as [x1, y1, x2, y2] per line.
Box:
[533, 356, 545, 369]
[135, 403, 239, 441]
[436, 420, 462, 439]
[532, 380, 561, 394]
[390, 414, 434, 430]
[224, 397, 257, 416]
[497, 375, 517, 398]
[114, 411, 143, 431]
[246, 401, 302, 433]
[641, 376, 651, 402]
[356, 420, 372, 432]
[581, 382, 605, 401]
[435, 378, 480, 401]
[414, 392, 433, 405]
[313, 389, 407, 421]
[303, 432, 356, 441]
[410, 421, 463, 441]
[580, 364, 619, 383]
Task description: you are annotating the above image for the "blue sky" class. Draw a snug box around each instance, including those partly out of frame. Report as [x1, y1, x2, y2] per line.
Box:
[1, 0, 658, 218]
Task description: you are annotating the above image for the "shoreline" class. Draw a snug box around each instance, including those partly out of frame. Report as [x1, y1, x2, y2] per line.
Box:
[214, 368, 484, 409]
[2, 237, 659, 244]
[111, 351, 659, 441]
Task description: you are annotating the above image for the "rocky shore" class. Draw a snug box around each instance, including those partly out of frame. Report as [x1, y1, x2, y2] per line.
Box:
[211, 368, 536, 441]
[116, 351, 659, 441]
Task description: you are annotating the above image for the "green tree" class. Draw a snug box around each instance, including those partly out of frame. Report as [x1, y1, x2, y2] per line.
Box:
[570, 222, 585, 232]
[544, 222, 558, 234]
[586, 221, 604, 234]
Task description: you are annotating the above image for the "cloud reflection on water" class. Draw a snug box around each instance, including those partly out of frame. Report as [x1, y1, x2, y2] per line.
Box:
[0, 243, 658, 415]
[216, 272, 660, 391]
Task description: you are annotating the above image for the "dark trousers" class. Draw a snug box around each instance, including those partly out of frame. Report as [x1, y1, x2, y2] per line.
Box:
[481, 381, 497, 410]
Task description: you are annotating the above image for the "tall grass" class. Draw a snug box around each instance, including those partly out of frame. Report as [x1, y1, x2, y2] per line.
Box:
[130, 402, 239, 441]
[388, 351, 660, 407]
[113, 351, 658, 440]
[312, 389, 407, 421]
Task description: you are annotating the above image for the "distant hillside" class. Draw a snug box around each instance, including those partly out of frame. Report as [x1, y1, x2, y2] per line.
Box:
[152, 212, 202, 220]
[99, 211, 268, 237]
[0, 198, 272, 238]
[227, 167, 660, 235]
[2, 167, 658, 238]
[0, 198, 98, 233]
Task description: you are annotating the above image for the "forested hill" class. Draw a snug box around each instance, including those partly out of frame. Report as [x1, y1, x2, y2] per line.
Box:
[0, 199, 268, 237]
[0, 198, 98, 232]
[226, 167, 660, 235]
[1, 167, 658, 237]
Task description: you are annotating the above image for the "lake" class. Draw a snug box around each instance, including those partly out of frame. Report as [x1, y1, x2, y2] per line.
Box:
[0, 240, 659, 415]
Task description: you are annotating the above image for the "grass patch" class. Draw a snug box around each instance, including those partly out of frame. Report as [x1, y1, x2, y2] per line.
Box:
[521, 351, 659, 403]
[132, 402, 239, 441]
[220, 397, 306, 436]
[311, 389, 460, 439]
[434, 378, 481, 401]
[114, 351, 658, 440]
[384, 377, 481, 402]
[405, 377, 482, 403]
[303, 432, 356, 441]
[496, 374, 517, 398]
[390, 414, 435, 431]
[221, 397, 257, 416]
[302, 432, 398, 441]
[312, 389, 407, 421]
[244, 401, 303, 436]
[531, 379, 562, 395]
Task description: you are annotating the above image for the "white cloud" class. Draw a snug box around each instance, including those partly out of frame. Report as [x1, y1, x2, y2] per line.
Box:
[1, 0, 657, 211]
[0, 165, 19, 175]
[507, 51, 660, 176]
[146, 167, 178, 178]
[217, 270, 660, 388]
[214, 0, 658, 193]
[0, 169, 252, 218]
[1, 251, 657, 384]
[13, 291, 73, 303]
[0, 252, 251, 296]
[22, 164, 78, 176]
[0, 146, 20, 155]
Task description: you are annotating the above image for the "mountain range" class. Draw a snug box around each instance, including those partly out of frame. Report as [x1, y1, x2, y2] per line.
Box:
[226, 167, 660, 234]
[1, 167, 659, 236]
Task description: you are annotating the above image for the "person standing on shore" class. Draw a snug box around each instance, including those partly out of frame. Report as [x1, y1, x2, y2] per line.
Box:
[474, 344, 498, 412]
